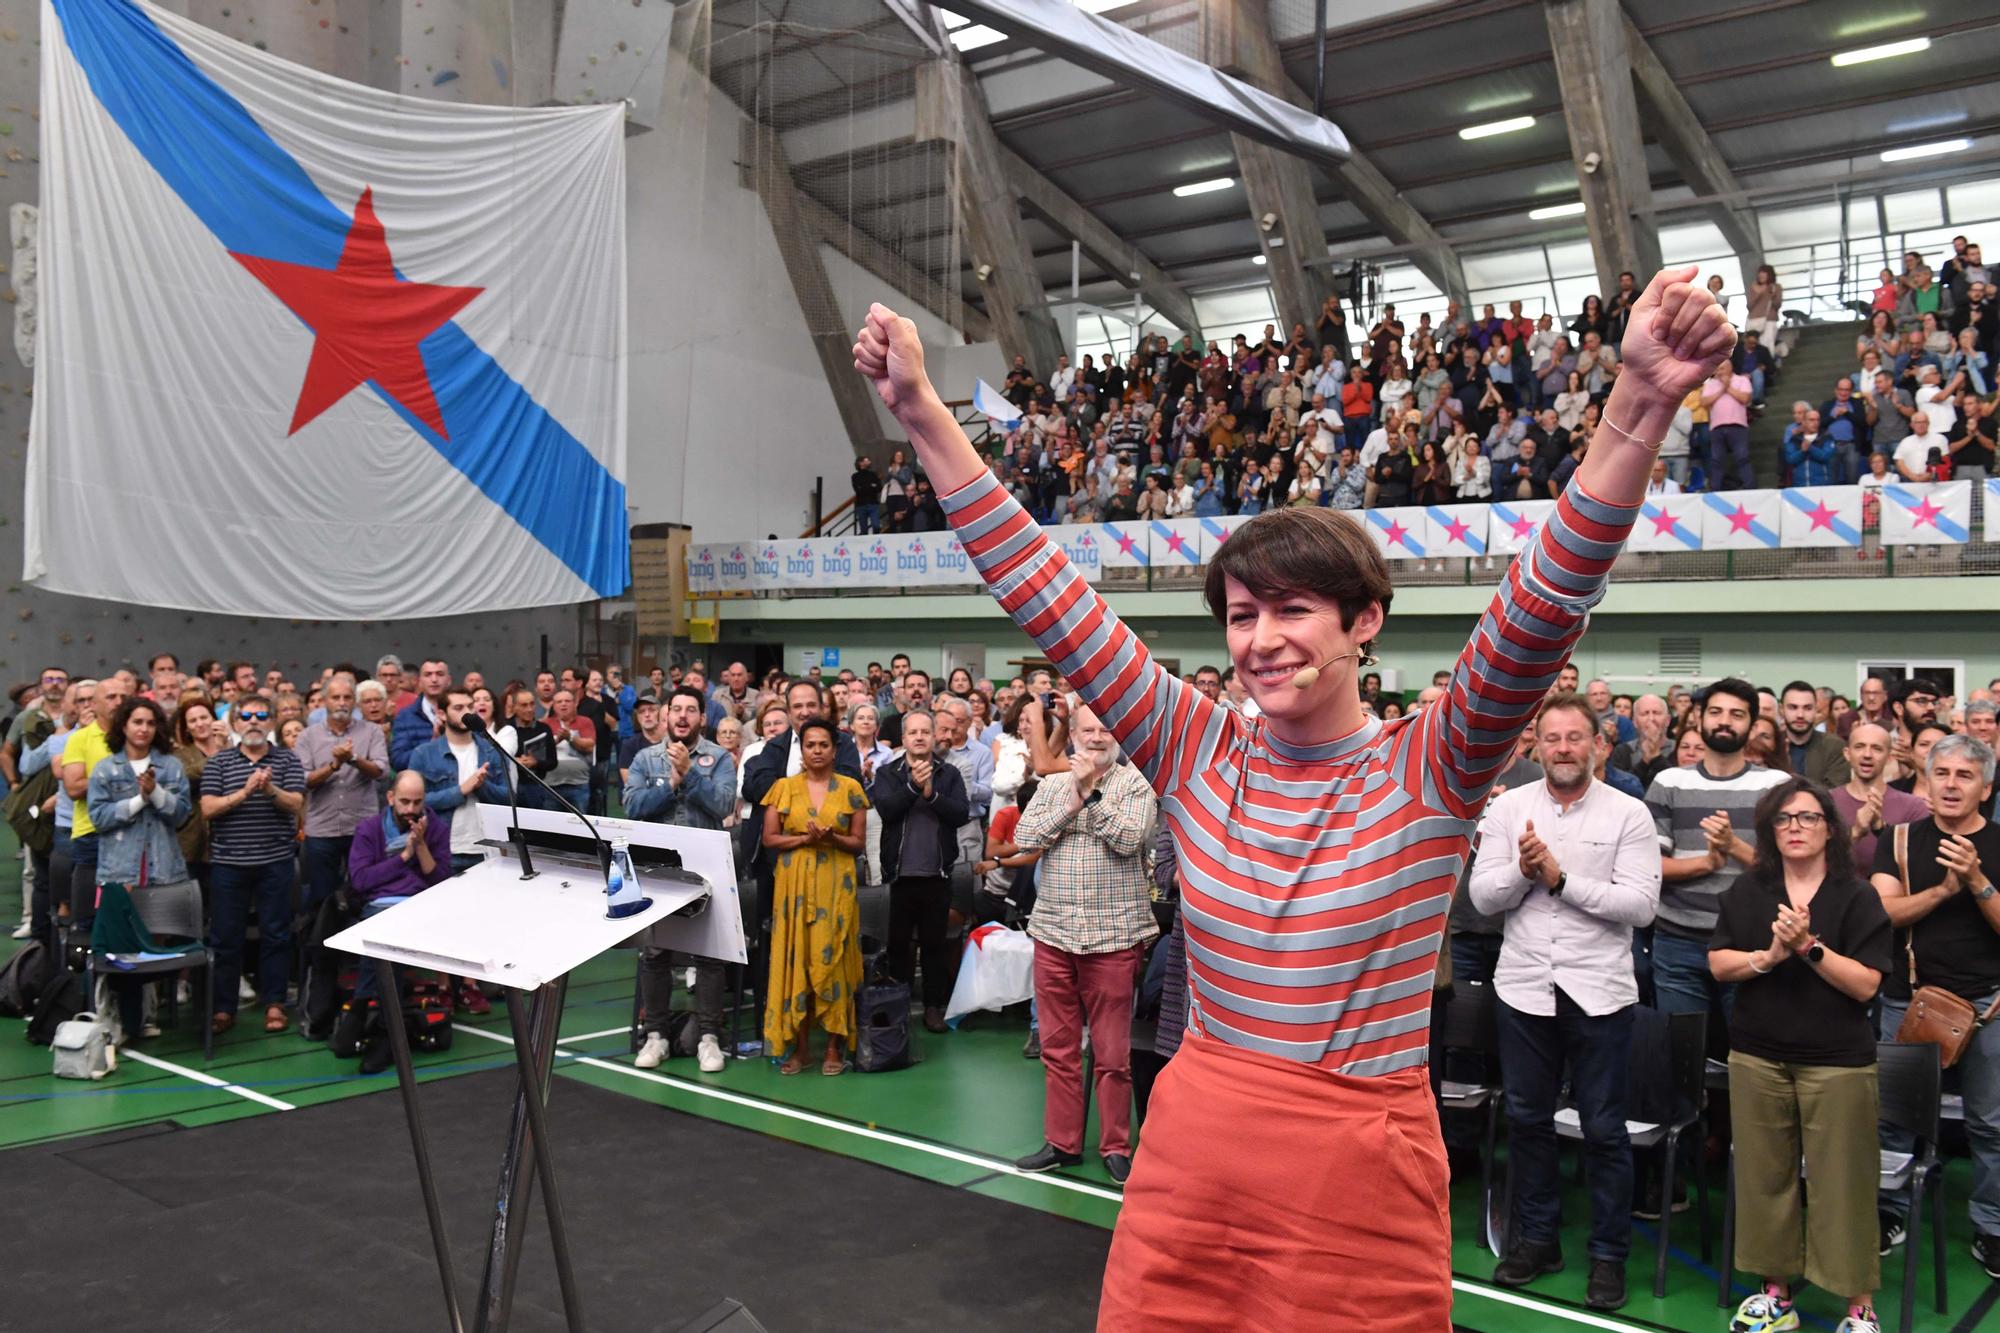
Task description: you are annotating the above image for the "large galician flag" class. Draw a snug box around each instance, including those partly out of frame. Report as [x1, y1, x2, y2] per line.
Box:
[25, 0, 629, 619]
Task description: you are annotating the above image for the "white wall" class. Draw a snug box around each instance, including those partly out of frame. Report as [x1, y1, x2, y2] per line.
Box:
[624, 69, 1001, 545]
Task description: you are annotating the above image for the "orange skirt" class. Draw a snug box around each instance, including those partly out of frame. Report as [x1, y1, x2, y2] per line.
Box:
[1098, 1033, 1452, 1331]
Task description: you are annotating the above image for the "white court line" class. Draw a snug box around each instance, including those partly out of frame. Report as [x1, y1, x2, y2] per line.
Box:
[554, 1025, 630, 1044]
[452, 1022, 1124, 1203]
[454, 1024, 1661, 1331]
[1449, 1280, 1657, 1332]
[120, 1046, 296, 1112]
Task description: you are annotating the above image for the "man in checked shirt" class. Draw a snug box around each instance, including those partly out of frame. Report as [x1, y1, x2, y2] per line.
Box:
[1010, 697, 1159, 1186]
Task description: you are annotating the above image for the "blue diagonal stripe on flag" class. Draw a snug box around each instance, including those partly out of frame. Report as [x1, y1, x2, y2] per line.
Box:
[1099, 522, 1148, 566]
[972, 378, 1022, 424]
[1365, 508, 1425, 557]
[1700, 492, 1779, 548]
[1425, 504, 1485, 555]
[1884, 484, 1970, 542]
[1639, 500, 1703, 551]
[1778, 488, 1861, 545]
[1149, 520, 1199, 564]
[52, 0, 627, 594]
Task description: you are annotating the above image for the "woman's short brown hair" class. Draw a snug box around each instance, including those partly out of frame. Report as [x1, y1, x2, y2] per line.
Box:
[1203, 507, 1393, 650]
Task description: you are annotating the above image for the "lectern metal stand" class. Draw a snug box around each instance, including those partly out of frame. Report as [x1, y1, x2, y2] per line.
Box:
[330, 809, 745, 1333]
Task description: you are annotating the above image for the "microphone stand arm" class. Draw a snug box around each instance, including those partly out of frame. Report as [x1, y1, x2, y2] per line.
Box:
[478, 723, 614, 882]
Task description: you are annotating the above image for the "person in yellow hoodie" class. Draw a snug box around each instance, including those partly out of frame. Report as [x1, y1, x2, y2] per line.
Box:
[60, 673, 130, 928]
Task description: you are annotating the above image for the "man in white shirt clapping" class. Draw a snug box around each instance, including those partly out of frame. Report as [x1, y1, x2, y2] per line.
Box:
[1470, 694, 1662, 1312]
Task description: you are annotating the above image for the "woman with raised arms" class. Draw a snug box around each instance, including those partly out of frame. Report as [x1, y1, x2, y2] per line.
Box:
[853, 268, 1736, 1330]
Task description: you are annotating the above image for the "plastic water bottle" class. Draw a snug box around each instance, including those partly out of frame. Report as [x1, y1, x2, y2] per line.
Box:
[604, 838, 651, 919]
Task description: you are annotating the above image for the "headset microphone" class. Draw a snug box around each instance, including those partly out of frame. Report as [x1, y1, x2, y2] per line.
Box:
[1288, 648, 1378, 690]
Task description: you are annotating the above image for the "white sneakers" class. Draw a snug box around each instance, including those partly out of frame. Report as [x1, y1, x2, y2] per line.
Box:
[636, 1031, 727, 1072]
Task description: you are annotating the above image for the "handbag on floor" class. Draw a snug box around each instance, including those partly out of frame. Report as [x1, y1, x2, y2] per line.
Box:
[1892, 824, 2000, 1068]
[51, 1010, 116, 1080]
[854, 980, 914, 1073]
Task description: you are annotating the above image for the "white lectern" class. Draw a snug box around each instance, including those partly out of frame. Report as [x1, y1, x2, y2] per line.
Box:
[328, 805, 745, 1333]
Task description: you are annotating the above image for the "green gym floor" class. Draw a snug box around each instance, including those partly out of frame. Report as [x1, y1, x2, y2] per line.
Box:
[4, 838, 1998, 1333]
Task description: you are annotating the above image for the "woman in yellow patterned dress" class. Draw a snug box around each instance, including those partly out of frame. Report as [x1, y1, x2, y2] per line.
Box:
[760, 717, 870, 1075]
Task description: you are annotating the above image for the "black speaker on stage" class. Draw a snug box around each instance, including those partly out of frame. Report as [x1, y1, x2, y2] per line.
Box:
[672, 1298, 770, 1333]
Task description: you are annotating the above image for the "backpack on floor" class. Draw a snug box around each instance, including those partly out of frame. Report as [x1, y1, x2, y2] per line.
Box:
[27, 970, 89, 1047]
[329, 997, 380, 1058]
[854, 980, 914, 1074]
[51, 1010, 115, 1080]
[298, 892, 363, 1041]
[403, 981, 455, 1053]
[0, 938, 53, 1018]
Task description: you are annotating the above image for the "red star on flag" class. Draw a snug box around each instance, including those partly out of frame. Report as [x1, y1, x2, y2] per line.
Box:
[1911, 497, 1944, 527]
[1649, 510, 1681, 537]
[1383, 519, 1409, 548]
[1805, 501, 1838, 531]
[232, 186, 483, 439]
[1508, 514, 1535, 539]
[1444, 516, 1472, 546]
[1726, 504, 1758, 534]
[1164, 532, 1190, 558]
[1113, 529, 1138, 557]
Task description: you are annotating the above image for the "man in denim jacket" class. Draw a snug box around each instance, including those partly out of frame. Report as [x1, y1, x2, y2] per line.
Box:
[409, 688, 511, 875]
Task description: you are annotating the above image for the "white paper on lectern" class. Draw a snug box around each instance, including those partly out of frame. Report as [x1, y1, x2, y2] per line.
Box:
[474, 804, 748, 968]
[326, 857, 703, 991]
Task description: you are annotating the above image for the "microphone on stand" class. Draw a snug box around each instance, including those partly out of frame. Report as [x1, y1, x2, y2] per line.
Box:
[462, 712, 612, 881]
[1289, 647, 1379, 691]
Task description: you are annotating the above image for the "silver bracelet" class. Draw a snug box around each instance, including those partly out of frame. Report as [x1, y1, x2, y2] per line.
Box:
[1598, 412, 1662, 453]
[1748, 953, 1773, 975]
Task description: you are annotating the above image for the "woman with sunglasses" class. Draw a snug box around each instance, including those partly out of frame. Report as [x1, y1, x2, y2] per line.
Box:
[1708, 779, 1893, 1333]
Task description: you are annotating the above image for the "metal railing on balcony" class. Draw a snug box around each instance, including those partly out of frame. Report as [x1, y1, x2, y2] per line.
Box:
[803, 399, 1002, 539]
[750, 484, 1998, 600]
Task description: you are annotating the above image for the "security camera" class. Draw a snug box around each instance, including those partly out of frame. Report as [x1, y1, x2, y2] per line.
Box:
[1259, 212, 1278, 232]
[1581, 151, 1602, 174]
[974, 263, 994, 281]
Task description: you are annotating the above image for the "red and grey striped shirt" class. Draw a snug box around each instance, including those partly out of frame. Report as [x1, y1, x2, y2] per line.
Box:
[941, 470, 1637, 1075]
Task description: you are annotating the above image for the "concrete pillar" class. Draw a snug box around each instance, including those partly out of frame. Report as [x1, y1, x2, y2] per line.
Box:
[998, 146, 1201, 337]
[1209, 0, 1466, 319]
[920, 60, 1067, 378]
[743, 123, 890, 459]
[1621, 11, 1762, 277]
[1545, 0, 1661, 297]
[1234, 133, 1334, 335]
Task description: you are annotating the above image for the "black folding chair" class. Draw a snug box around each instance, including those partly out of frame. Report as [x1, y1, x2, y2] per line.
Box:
[1434, 978, 1506, 1257]
[1557, 1007, 1708, 1297]
[86, 879, 215, 1063]
[1879, 1041, 1948, 1333]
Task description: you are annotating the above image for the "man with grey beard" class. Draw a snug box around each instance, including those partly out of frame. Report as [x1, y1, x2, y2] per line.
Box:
[295, 673, 388, 914]
[1471, 693, 1661, 1311]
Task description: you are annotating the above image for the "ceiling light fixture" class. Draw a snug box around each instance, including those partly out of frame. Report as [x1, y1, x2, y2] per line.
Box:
[1173, 177, 1236, 197]
[1830, 36, 1930, 66]
[1459, 115, 1536, 141]
[1528, 201, 1587, 220]
[1879, 137, 1970, 162]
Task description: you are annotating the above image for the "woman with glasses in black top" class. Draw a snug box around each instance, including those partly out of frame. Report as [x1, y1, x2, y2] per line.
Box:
[1708, 778, 1894, 1333]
